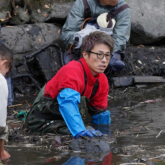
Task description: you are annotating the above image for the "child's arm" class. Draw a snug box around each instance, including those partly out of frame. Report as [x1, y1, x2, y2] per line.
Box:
[0, 75, 10, 160]
[0, 139, 10, 160]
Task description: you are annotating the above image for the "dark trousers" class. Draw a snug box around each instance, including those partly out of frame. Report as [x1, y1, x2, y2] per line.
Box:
[24, 86, 88, 134]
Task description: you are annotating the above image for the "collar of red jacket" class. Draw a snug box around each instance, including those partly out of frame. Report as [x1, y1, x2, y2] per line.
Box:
[79, 58, 101, 86]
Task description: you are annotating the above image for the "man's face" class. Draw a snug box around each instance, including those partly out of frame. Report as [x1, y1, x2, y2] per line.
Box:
[83, 43, 111, 76]
[99, 0, 118, 6]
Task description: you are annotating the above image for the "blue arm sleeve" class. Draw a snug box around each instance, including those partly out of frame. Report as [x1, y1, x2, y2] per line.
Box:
[57, 88, 86, 137]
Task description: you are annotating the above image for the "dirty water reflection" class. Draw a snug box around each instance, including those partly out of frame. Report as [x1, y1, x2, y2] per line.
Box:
[3, 85, 165, 165]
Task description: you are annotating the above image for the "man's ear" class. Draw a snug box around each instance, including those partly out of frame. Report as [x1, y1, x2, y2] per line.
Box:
[82, 51, 89, 61]
[2, 60, 7, 67]
[0, 60, 7, 69]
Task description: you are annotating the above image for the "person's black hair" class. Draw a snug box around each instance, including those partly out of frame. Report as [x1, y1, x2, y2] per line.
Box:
[0, 43, 13, 77]
[81, 31, 114, 56]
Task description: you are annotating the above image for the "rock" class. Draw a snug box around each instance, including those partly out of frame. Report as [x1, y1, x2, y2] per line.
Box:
[112, 76, 134, 87]
[123, 46, 165, 76]
[27, 0, 74, 23]
[134, 76, 165, 84]
[24, 41, 65, 83]
[15, 0, 24, 7]
[10, 6, 30, 25]
[107, 46, 165, 78]
[0, 23, 61, 54]
[69, 135, 110, 153]
[127, 0, 165, 44]
[0, 0, 11, 24]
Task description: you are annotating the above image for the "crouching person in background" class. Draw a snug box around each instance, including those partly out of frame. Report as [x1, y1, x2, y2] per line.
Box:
[0, 44, 13, 160]
[25, 31, 113, 138]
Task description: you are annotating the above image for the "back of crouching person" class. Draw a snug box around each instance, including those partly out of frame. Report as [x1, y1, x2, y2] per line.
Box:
[0, 44, 13, 160]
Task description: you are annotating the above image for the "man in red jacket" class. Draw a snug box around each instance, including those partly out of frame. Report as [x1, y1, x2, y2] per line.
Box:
[25, 31, 114, 138]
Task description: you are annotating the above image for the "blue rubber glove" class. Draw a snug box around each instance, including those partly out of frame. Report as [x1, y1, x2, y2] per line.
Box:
[89, 129, 103, 137]
[57, 88, 86, 137]
[75, 129, 103, 139]
[91, 110, 111, 125]
[75, 130, 93, 139]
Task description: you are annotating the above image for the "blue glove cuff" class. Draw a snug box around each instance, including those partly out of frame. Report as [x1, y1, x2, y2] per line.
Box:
[91, 110, 111, 125]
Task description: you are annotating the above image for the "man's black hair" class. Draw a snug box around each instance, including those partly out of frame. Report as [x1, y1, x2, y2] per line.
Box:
[81, 31, 114, 56]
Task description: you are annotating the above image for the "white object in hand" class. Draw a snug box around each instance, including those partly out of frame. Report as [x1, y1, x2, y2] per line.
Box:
[97, 13, 116, 28]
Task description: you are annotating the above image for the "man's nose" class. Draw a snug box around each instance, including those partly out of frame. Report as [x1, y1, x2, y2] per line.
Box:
[101, 55, 107, 62]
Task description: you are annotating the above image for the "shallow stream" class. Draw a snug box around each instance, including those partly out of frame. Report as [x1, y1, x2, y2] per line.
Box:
[2, 84, 165, 165]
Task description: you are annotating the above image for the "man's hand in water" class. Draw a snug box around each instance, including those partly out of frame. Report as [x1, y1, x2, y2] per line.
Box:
[74, 130, 103, 139]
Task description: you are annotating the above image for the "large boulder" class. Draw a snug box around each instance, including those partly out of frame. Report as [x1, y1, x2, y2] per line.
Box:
[27, 0, 74, 23]
[2, 0, 74, 25]
[0, 23, 61, 54]
[127, 0, 165, 45]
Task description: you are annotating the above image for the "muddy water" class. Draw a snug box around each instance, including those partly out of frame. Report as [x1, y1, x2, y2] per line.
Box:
[3, 85, 165, 165]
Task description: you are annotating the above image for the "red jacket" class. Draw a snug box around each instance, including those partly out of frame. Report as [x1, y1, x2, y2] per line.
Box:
[44, 58, 109, 110]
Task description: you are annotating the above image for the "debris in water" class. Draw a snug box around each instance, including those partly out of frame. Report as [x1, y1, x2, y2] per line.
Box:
[138, 60, 142, 64]
[45, 5, 50, 9]
[8, 104, 23, 108]
[156, 130, 163, 138]
[38, 38, 42, 43]
[139, 45, 145, 47]
[42, 13, 48, 17]
[143, 126, 150, 131]
[23, 9, 28, 15]
[37, 9, 41, 13]
[0, 19, 5, 22]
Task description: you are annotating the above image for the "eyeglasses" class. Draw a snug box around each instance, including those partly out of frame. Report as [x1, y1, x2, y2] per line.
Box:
[88, 51, 111, 60]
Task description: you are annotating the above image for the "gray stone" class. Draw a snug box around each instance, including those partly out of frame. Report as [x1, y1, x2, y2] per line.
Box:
[107, 45, 165, 78]
[0, 0, 11, 24]
[15, 0, 24, 7]
[127, 0, 165, 44]
[10, 6, 30, 25]
[27, 0, 74, 23]
[0, 23, 61, 54]
[122, 46, 165, 76]
[69, 135, 110, 153]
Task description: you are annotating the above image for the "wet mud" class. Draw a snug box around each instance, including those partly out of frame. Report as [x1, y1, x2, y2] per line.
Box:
[3, 84, 165, 165]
